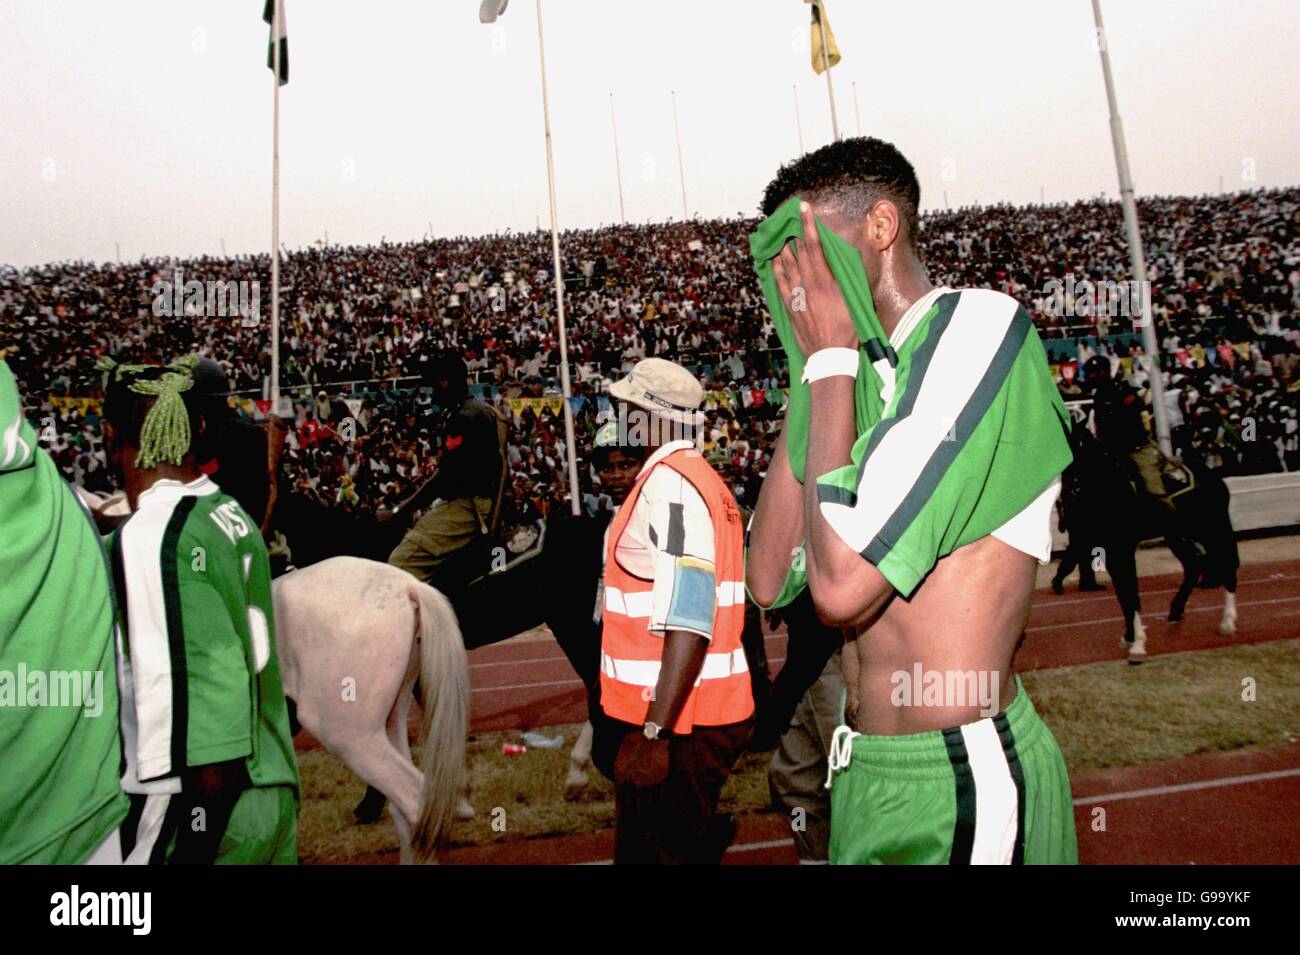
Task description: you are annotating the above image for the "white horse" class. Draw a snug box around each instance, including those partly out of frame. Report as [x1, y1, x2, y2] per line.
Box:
[273, 556, 469, 864]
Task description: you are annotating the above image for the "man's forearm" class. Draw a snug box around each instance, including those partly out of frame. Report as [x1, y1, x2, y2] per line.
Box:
[645, 629, 709, 729]
[746, 427, 805, 607]
[804, 376, 892, 626]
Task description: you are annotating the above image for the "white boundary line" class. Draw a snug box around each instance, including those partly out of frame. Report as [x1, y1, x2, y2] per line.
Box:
[574, 766, 1300, 864]
[1025, 595, 1300, 634]
[1074, 767, 1300, 804]
[1041, 573, 1298, 609]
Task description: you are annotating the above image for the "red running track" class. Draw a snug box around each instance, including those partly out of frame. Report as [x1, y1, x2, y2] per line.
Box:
[466, 558, 1300, 735]
[432, 742, 1300, 864]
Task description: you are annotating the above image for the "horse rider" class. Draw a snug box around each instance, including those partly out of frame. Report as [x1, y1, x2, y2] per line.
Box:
[386, 350, 505, 591]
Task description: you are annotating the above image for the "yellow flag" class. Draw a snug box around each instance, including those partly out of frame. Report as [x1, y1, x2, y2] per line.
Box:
[807, 0, 840, 74]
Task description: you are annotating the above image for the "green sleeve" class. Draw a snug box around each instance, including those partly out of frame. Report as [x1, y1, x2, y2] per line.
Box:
[744, 542, 809, 611]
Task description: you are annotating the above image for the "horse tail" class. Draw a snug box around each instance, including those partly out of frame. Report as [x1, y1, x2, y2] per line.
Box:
[407, 579, 469, 863]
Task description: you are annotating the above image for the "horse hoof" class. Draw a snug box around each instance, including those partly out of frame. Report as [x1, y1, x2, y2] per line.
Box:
[563, 770, 590, 801]
[1167, 612, 1183, 625]
[1127, 633, 1148, 664]
[455, 797, 476, 820]
[1218, 616, 1237, 637]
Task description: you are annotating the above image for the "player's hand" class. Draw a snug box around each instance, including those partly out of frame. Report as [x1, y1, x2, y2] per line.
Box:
[614, 731, 670, 789]
[772, 201, 858, 356]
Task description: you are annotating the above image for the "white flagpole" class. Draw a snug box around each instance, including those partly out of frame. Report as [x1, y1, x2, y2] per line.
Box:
[671, 90, 688, 219]
[270, 0, 282, 415]
[609, 93, 626, 225]
[852, 79, 862, 135]
[1090, 0, 1169, 455]
[793, 85, 805, 155]
[534, 0, 581, 515]
[816, 1, 840, 140]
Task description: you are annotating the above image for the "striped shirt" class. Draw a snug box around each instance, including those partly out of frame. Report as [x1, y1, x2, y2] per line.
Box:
[110, 476, 299, 796]
[765, 287, 1073, 607]
[601, 440, 720, 640]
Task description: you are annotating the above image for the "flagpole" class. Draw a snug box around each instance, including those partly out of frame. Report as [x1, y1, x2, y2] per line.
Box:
[816, 1, 840, 140]
[534, 0, 581, 515]
[671, 90, 688, 220]
[270, 0, 282, 415]
[793, 85, 805, 155]
[852, 79, 862, 135]
[609, 93, 626, 225]
[1090, 0, 1169, 455]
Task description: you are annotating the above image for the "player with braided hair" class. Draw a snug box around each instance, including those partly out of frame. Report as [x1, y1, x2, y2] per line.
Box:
[101, 357, 299, 865]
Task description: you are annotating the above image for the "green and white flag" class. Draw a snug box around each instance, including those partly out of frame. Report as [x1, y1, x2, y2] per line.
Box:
[263, 0, 288, 86]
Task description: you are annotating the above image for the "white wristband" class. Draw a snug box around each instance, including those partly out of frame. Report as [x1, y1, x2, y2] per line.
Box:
[801, 347, 859, 384]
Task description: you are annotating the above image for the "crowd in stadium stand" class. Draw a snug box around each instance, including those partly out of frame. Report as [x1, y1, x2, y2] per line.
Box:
[4, 187, 1296, 524]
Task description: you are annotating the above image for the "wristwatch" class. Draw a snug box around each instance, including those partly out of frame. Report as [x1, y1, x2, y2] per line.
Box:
[642, 721, 670, 741]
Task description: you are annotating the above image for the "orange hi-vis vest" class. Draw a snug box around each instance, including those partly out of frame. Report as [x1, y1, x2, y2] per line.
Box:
[599, 447, 753, 734]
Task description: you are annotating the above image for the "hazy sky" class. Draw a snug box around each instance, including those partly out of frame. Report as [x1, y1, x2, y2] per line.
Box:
[2, 0, 1297, 267]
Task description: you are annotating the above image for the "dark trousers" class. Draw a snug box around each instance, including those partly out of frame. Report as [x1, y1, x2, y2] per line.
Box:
[609, 718, 753, 865]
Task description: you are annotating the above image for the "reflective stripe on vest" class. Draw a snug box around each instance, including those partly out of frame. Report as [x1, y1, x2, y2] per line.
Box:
[598, 447, 753, 733]
[601, 647, 749, 687]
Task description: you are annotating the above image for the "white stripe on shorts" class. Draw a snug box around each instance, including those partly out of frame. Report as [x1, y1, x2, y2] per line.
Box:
[123, 793, 173, 865]
[959, 718, 1020, 865]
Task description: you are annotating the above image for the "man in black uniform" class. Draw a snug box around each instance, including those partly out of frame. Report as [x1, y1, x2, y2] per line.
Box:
[387, 351, 504, 587]
[1084, 356, 1200, 556]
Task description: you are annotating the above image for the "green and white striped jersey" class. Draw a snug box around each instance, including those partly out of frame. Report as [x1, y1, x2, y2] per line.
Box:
[109, 476, 299, 797]
[764, 287, 1073, 607]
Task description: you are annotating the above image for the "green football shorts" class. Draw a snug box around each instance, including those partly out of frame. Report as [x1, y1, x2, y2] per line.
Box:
[214, 784, 298, 865]
[126, 784, 298, 865]
[827, 677, 1077, 865]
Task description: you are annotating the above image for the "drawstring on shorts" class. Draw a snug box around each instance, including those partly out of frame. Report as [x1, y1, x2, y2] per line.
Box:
[825, 724, 860, 791]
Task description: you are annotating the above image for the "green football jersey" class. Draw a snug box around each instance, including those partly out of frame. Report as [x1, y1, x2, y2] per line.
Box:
[109, 476, 299, 798]
[0, 361, 129, 864]
[757, 286, 1072, 607]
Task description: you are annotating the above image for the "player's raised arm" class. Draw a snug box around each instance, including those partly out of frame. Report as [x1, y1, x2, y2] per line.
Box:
[781, 202, 895, 626]
[745, 410, 806, 609]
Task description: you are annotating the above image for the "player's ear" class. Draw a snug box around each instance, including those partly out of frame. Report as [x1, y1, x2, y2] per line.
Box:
[865, 199, 902, 252]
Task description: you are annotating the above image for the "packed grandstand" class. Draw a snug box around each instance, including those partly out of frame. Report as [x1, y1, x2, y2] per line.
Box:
[3, 187, 1296, 526]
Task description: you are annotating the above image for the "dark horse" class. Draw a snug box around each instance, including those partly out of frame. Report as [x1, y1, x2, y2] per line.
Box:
[1060, 425, 1240, 658]
[273, 487, 840, 819]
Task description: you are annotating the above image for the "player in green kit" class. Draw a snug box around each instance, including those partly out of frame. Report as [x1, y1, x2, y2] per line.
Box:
[100, 356, 299, 865]
[747, 139, 1077, 864]
[0, 360, 129, 864]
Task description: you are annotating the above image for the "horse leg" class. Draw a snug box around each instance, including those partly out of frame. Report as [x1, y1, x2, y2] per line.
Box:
[1106, 539, 1141, 644]
[1168, 545, 1198, 624]
[564, 721, 594, 800]
[353, 785, 387, 824]
[1219, 584, 1238, 636]
[336, 730, 423, 864]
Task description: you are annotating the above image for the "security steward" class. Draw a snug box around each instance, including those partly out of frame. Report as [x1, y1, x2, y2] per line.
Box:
[598, 357, 754, 865]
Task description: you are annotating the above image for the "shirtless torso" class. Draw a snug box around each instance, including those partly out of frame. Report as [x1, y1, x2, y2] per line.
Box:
[840, 533, 1035, 735]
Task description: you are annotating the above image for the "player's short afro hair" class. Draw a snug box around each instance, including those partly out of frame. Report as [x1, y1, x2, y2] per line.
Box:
[760, 136, 921, 245]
